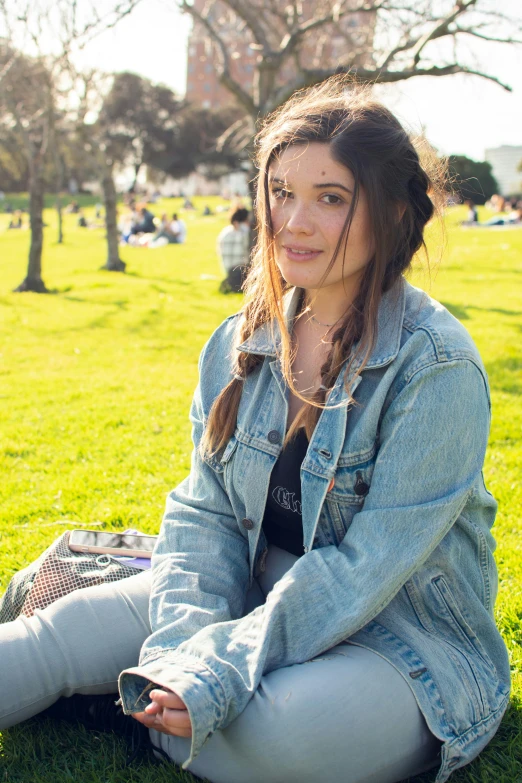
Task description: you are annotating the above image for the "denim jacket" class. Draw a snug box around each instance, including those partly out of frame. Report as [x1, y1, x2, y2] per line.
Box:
[119, 278, 510, 782]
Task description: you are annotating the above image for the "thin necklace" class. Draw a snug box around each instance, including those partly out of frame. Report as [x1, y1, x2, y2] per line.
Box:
[310, 314, 339, 328]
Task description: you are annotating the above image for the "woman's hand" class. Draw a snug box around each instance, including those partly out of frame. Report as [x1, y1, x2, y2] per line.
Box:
[132, 689, 192, 737]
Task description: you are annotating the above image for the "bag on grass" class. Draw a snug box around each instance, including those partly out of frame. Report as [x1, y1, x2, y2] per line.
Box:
[0, 530, 147, 623]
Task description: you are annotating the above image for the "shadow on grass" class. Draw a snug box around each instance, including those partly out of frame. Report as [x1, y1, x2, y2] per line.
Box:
[441, 302, 522, 321]
[61, 294, 129, 310]
[0, 717, 199, 783]
[125, 270, 192, 287]
[440, 302, 470, 320]
[486, 356, 522, 395]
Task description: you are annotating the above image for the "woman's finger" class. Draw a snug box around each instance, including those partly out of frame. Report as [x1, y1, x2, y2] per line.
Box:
[149, 689, 187, 710]
[132, 709, 192, 738]
[160, 707, 193, 735]
[144, 701, 162, 715]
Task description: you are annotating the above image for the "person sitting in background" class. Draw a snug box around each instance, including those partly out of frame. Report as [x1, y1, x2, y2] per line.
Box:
[480, 206, 522, 227]
[131, 207, 156, 236]
[461, 199, 478, 225]
[217, 208, 251, 293]
[8, 211, 23, 229]
[147, 213, 188, 249]
[77, 210, 88, 228]
[169, 213, 187, 244]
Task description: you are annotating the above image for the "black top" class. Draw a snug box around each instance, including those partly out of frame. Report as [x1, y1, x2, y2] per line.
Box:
[262, 428, 308, 556]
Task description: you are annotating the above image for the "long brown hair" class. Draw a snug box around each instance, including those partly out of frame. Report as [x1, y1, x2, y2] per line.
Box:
[202, 76, 444, 457]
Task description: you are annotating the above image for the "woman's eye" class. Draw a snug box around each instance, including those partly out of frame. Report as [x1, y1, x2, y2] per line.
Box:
[321, 194, 343, 205]
[271, 188, 292, 200]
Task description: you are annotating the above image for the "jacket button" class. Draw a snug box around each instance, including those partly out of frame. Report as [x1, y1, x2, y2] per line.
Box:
[354, 471, 369, 496]
[242, 518, 255, 530]
[354, 481, 369, 496]
[267, 430, 281, 444]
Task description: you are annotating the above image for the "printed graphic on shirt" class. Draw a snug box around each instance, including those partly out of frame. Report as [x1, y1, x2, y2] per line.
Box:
[271, 486, 302, 516]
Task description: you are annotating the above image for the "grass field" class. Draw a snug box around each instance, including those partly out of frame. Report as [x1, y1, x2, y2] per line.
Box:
[0, 199, 521, 782]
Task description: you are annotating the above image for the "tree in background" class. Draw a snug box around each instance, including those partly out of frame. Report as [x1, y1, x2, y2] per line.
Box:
[449, 155, 499, 205]
[147, 103, 243, 180]
[0, 0, 143, 292]
[0, 43, 55, 292]
[180, 0, 522, 163]
[98, 72, 242, 186]
[98, 72, 187, 192]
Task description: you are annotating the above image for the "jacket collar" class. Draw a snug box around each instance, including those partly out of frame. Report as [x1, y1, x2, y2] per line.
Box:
[236, 277, 406, 371]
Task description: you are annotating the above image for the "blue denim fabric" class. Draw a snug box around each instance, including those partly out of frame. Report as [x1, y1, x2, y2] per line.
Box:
[118, 278, 510, 782]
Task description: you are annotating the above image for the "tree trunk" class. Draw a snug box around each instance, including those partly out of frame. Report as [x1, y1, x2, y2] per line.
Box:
[131, 161, 141, 193]
[14, 163, 48, 293]
[56, 194, 63, 244]
[101, 164, 126, 272]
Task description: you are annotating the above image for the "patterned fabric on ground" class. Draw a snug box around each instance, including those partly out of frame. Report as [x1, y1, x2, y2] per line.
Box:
[0, 531, 143, 623]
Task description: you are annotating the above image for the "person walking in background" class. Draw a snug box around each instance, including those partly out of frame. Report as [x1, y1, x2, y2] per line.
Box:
[217, 207, 251, 293]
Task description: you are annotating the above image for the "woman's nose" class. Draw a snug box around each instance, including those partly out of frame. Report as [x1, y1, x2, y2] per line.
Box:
[286, 201, 314, 235]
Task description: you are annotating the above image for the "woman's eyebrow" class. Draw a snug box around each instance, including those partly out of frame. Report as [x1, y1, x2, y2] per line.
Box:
[313, 182, 352, 194]
[269, 177, 288, 186]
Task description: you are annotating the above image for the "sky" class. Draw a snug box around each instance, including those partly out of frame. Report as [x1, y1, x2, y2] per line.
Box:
[56, 0, 522, 161]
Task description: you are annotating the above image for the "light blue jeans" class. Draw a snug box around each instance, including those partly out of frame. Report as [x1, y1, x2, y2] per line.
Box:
[0, 546, 440, 783]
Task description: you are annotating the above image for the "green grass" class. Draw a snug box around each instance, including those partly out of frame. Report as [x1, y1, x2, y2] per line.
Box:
[0, 201, 521, 782]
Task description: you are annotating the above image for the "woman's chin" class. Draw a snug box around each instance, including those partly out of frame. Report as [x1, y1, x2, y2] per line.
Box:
[277, 263, 321, 290]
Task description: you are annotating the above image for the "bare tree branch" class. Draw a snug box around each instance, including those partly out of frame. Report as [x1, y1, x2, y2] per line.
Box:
[180, 0, 256, 114]
[408, 0, 475, 66]
[221, 0, 272, 52]
[453, 26, 522, 45]
[299, 63, 513, 92]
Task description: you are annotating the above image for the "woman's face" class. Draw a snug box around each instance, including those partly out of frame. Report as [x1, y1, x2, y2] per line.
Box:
[268, 142, 373, 300]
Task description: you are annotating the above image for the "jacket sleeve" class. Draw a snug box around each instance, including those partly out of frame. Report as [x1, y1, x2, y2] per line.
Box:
[119, 357, 491, 767]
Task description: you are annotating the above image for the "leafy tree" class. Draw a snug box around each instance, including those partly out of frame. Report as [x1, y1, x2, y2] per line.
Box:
[98, 72, 187, 191]
[449, 155, 499, 205]
[98, 72, 242, 186]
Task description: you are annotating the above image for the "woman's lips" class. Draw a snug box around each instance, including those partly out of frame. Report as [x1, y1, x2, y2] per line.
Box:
[283, 246, 323, 262]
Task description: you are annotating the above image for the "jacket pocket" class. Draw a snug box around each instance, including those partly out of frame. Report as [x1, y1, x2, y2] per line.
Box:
[431, 575, 495, 670]
[405, 574, 492, 724]
[326, 496, 363, 544]
[430, 575, 498, 721]
[201, 435, 238, 476]
[325, 454, 376, 542]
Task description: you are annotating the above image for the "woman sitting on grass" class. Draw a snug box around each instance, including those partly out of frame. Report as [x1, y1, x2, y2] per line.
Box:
[0, 77, 510, 783]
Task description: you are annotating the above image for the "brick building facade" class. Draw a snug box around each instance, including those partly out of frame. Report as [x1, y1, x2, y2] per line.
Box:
[186, 0, 375, 108]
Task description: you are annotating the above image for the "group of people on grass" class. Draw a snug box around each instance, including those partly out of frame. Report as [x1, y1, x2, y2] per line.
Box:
[462, 196, 522, 227]
[119, 207, 187, 247]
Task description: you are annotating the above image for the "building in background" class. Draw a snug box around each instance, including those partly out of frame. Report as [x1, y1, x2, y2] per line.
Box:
[186, 0, 375, 108]
[484, 145, 522, 196]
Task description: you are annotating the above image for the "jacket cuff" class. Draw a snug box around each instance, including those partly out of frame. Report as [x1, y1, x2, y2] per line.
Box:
[118, 654, 227, 767]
